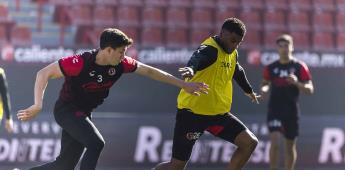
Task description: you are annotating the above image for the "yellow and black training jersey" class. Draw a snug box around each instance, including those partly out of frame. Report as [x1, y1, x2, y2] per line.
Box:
[177, 36, 253, 115]
[0, 68, 11, 121]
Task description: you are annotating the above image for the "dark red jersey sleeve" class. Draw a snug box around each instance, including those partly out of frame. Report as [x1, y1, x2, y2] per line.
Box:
[299, 62, 312, 81]
[263, 66, 271, 81]
[58, 55, 84, 76]
[122, 56, 137, 73]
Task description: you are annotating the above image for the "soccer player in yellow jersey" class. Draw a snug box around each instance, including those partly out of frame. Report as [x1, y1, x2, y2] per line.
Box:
[152, 18, 260, 170]
[0, 67, 13, 133]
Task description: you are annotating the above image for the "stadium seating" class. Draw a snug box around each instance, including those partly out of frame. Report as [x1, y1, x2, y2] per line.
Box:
[312, 31, 335, 51]
[165, 27, 188, 48]
[287, 10, 311, 31]
[141, 26, 164, 47]
[0, 25, 8, 45]
[215, 7, 238, 29]
[216, 0, 240, 9]
[336, 31, 345, 51]
[242, 30, 262, 49]
[335, 11, 345, 32]
[10, 26, 32, 46]
[263, 9, 286, 31]
[312, 11, 335, 32]
[239, 9, 262, 30]
[190, 29, 213, 48]
[265, 0, 289, 10]
[289, 0, 312, 11]
[264, 30, 286, 49]
[166, 7, 188, 28]
[241, 0, 265, 10]
[190, 8, 213, 29]
[116, 5, 140, 27]
[335, 0, 345, 11]
[92, 5, 115, 27]
[289, 31, 311, 50]
[142, 6, 164, 27]
[313, 0, 335, 11]
[144, 0, 168, 7]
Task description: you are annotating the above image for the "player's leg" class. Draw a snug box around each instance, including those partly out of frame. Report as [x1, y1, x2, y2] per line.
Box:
[267, 114, 284, 170]
[284, 138, 297, 170]
[53, 102, 104, 170]
[269, 131, 281, 170]
[283, 118, 299, 170]
[210, 113, 258, 170]
[152, 109, 205, 170]
[29, 130, 84, 170]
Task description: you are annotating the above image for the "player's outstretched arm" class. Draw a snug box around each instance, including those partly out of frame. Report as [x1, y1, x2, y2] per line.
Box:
[134, 62, 208, 96]
[17, 62, 64, 121]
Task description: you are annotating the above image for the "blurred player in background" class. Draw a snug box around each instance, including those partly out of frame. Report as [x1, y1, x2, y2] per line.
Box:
[0, 67, 13, 133]
[17, 28, 208, 170]
[153, 18, 260, 170]
[260, 34, 314, 170]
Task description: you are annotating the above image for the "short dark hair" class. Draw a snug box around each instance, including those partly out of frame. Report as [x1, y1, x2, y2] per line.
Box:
[99, 28, 133, 49]
[276, 34, 293, 46]
[221, 17, 246, 37]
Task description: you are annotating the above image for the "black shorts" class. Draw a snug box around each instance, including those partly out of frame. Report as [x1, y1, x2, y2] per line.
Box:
[267, 112, 299, 140]
[172, 108, 247, 161]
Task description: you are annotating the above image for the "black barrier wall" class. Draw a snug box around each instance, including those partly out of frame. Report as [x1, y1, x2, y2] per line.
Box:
[0, 114, 345, 169]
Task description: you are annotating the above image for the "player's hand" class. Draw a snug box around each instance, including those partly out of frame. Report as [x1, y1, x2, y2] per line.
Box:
[286, 74, 298, 85]
[5, 118, 13, 133]
[245, 92, 261, 104]
[183, 82, 209, 96]
[179, 67, 194, 80]
[17, 104, 42, 122]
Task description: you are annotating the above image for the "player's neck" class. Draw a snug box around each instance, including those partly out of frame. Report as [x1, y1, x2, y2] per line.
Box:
[95, 51, 110, 65]
[279, 55, 293, 64]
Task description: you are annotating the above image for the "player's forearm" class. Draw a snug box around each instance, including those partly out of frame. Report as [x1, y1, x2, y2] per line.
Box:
[295, 82, 314, 94]
[147, 67, 185, 88]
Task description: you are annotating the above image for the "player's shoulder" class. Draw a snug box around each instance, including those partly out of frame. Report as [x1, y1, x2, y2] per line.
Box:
[195, 44, 218, 56]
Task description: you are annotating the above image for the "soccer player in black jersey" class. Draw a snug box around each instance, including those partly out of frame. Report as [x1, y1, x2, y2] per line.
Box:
[16, 28, 208, 170]
[0, 68, 13, 133]
[261, 34, 314, 170]
[153, 18, 260, 170]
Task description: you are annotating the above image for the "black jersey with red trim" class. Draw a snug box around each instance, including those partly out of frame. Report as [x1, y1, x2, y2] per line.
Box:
[58, 49, 137, 111]
[263, 58, 312, 115]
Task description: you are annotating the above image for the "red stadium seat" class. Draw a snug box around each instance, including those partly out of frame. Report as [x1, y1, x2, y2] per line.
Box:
[239, 9, 262, 30]
[312, 11, 334, 32]
[67, 5, 92, 26]
[116, 5, 140, 27]
[94, 0, 118, 6]
[190, 8, 213, 29]
[71, 0, 93, 5]
[241, 30, 262, 49]
[142, 6, 164, 27]
[118, 0, 143, 6]
[336, 31, 345, 51]
[48, 0, 71, 5]
[192, 0, 215, 8]
[144, 0, 168, 7]
[11, 26, 32, 46]
[265, 0, 288, 10]
[166, 7, 188, 28]
[335, 11, 345, 32]
[168, 0, 191, 7]
[287, 10, 311, 31]
[190, 29, 213, 47]
[313, 0, 335, 11]
[216, 0, 240, 9]
[241, 0, 264, 10]
[289, 31, 311, 50]
[0, 25, 8, 44]
[263, 9, 286, 31]
[92, 5, 115, 26]
[264, 30, 286, 49]
[289, 0, 312, 11]
[312, 31, 335, 51]
[336, 0, 345, 11]
[215, 7, 238, 29]
[166, 27, 188, 48]
[141, 26, 164, 47]
[0, 3, 9, 22]
[117, 26, 139, 44]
